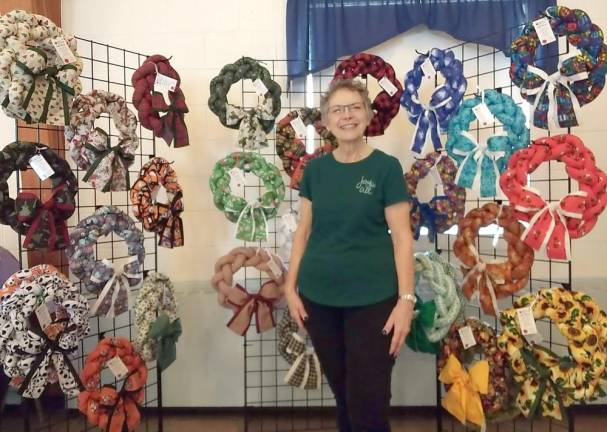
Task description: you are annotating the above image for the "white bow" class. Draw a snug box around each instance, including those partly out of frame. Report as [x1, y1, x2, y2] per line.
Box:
[90, 256, 142, 318]
[462, 244, 509, 315]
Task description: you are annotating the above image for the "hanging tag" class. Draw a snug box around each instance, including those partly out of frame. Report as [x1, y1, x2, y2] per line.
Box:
[228, 167, 245, 187]
[35, 303, 52, 330]
[532, 17, 557, 46]
[290, 116, 307, 139]
[266, 255, 283, 278]
[378, 76, 398, 97]
[420, 58, 436, 79]
[29, 154, 55, 181]
[106, 356, 129, 380]
[472, 102, 494, 127]
[51, 37, 77, 64]
[516, 306, 539, 335]
[252, 78, 269, 96]
[492, 226, 502, 248]
[154, 73, 177, 93]
[458, 325, 477, 349]
[282, 213, 298, 233]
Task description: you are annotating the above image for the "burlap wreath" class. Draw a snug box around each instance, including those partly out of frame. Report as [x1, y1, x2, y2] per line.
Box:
[0, 141, 78, 250]
[332, 53, 403, 136]
[498, 288, 607, 420]
[510, 6, 607, 129]
[79, 337, 147, 432]
[499, 134, 607, 261]
[0, 10, 82, 125]
[454, 203, 534, 316]
[131, 54, 189, 148]
[275, 108, 337, 190]
[209, 152, 285, 242]
[404, 152, 465, 241]
[130, 157, 184, 248]
[208, 57, 281, 149]
[65, 89, 138, 191]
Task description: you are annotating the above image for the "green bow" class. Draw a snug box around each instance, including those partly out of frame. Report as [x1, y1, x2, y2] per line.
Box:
[149, 313, 182, 371]
[83, 127, 135, 191]
[405, 296, 438, 354]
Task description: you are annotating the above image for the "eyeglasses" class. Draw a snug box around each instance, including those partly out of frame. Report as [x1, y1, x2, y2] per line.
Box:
[327, 102, 365, 116]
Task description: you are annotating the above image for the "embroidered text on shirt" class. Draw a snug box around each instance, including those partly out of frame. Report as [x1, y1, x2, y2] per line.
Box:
[356, 176, 376, 195]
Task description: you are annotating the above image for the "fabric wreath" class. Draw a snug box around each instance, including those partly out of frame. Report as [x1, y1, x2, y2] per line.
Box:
[445, 89, 530, 197]
[332, 53, 403, 136]
[275, 108, 337, 189]
[208, 57, 282, 149]
[0, 10, 83, 125]
[131, 54, 189, 148]
[133, 272, 181, 371]
[79, 337, 147, 432]
[0, 141, 78, 250]
[67, 206, 145, 318]
[400, 48, 467, 155]
[454, 203, 534, 316]
[65, 90, 139, 192]
[499, 134, 607, 261]
[276, 309, 321, 390]
[510, 6, 607, 129]
[498, 288, 607, 420]
[404, 152, 465, 241]
[209, 152, 285, 242]
[130, 157, 184, 248]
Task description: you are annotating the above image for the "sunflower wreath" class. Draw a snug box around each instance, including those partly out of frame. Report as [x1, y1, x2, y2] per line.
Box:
[208, 57, 281, 149]
[404, 152, 466, 241]
[67, 206, 145, 318]
[209, 152, 285, 242]
[0, 141, 78, 250]
[130, 157, 184, 248]
[400, 48, 467, 155]
[499, 134, 607, 261]
[133, 272, 181, 371]
[131, 54, 189, 148]
[332, 53, 403, 136]
[498, 288, 607, 420]
[65, 90, 138, 192]
[0, 272, 89, 399]
[445, 89, 530, 197]
[454, 203, 535, 316]
[510, 6, 607, 129]
[275, 108, 338, 189]
[405, 251, 462, 354]
[0, 10, 83, 125]
[79, 337, 148, 432]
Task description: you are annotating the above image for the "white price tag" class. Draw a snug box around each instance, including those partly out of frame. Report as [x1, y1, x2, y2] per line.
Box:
[51, 37, 77, 64]
[472, 102, 495, 127]
[106, 356, 129, 380]
[420, 57, 436, 79]
[378, 76, 398, 97]
[282, 213, 298, 233]
[35, 303, 52, 330]
[228, 167, 245, 187]
[154, 73, 177, 93]
[252, 78, 269, 96]
[266, 255, 282, 278]
[492, 227, 501, 248]
[516, 306, 539, 335]
[458, 325, 477, 349]
[290, 116, 307, 139]
[532, 17, 557, 46]
[29, 154, 55, 181]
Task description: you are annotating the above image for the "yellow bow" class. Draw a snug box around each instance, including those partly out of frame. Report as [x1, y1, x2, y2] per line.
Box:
[439, 354, 489, 428]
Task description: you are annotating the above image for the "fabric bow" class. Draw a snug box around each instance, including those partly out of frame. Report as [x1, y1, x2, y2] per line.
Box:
[156, 190, 185, 248]
[284, 336, 322, 390]
[226, 198, 273, 242]
[462, 244, 506, 316]
[151, 89, 190, 148]
[148, 313, 182, 371]
[16, 183, 75, 250]
[83, 127, 135, 192]
[98, 376, 143, 432]
[439, 354, 489, 428]
[90, 256, 143, 318]
[410, 87, 452, 154]
[225, 282, 280, 336]
[405, 297, 438, 354]
[226, 97, 274, 150]
[411, 196, 450, 241]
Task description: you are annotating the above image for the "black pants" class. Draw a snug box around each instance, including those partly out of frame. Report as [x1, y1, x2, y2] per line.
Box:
[302, 295, 397, 432]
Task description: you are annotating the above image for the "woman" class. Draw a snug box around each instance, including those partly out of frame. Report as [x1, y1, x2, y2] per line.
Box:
[284, 79, 415, 432]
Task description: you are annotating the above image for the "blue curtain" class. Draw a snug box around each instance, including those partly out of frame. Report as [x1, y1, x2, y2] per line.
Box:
[287, 0, 557, 80]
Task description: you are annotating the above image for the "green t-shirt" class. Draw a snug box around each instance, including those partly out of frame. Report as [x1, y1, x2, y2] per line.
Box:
[298, 149, 411, 307]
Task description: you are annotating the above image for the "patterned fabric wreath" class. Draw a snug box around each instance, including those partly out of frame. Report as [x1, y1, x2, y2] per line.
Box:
[209, 152, 285, 242]
[332, 53, 403, 136]
[130, 157, 184, 248]
[79, 337, 147, 432]
[131, 54, 189, 148]
[0, 271, 89, 399]
[67, 206, 145, 318]
[133, 272, 181, 371]
[510, 6, 607, 129]
[404, 152, 465, 241]
[498, 288, 607, 420]
[275, 108, 338, 189]
[276, 309, 321, 390]
[499, 134, 607, 261]
[401, 48, 467, 155]
[0, 141, 78, 250]
[65, 90, 139, 192]
[211, 247, 286, 335]
[0, 10, 83, 125]
[406, 251, 462, 354]
[208, 57, 282, 149]
[446, 89, 530, 197]
[454, 203, 534, 316]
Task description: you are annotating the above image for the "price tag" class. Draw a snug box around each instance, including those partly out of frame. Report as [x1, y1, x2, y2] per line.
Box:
[266, 255, 283, 278]
[281, 213, 298, 233]
[252, 78, 269, 96]
[492, 227, 501, 248]
[472, 102, 495, 127]
[532, 17, 557, 46]
[106, 356, 129, 380]
[154, 73, 177, 93]
[35, 303, 52, 330]
[378, 76, 398, 97]
[289, 116, 307, 139]
[516, 306, 538, 335]
[458, 325, 477, 349]
[420, 57, 436, 79]
[51, 37, 77, 64]
[29, 154, 55, 181]
[228, 167, 245, 187]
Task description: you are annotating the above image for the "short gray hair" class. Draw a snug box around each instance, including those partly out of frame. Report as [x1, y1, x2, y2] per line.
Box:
[319, 79, 373, 123]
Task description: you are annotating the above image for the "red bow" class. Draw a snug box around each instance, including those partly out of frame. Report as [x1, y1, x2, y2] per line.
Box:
[225, 281, 281, 336]
[157, 191, 184, 248]
[150, 89, 189, 148]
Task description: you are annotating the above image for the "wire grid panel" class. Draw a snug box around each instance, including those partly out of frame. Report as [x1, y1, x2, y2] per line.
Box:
[5, 37, 162, 432]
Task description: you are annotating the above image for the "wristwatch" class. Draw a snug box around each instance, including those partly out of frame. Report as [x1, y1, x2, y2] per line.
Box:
[399, 293, 417, 306]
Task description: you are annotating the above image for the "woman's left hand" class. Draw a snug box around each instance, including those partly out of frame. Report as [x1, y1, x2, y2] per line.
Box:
[383, 299, 414, 357]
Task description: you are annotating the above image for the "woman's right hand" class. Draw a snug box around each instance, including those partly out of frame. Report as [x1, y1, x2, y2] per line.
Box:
[285, 288, 308, 329]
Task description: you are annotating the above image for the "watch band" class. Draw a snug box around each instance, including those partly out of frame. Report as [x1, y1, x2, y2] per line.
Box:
[399, 293, 417, 305]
